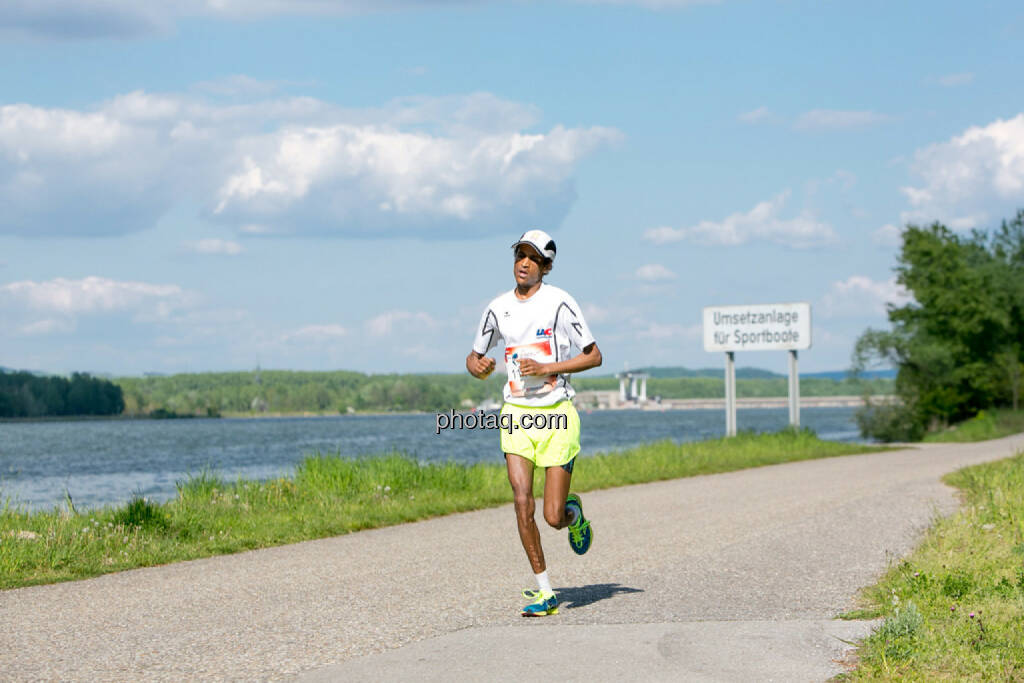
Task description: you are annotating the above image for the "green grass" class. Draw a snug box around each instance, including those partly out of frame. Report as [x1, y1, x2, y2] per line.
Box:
[924, 409, 1024, 443]
[840, 453, 1024, 680]
[0, 429, 882, 590]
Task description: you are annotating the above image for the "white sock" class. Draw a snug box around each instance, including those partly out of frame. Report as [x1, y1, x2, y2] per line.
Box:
[535, 570, 553, 596]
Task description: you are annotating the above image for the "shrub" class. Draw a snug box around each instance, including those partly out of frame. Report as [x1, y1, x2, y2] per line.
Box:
[856, 401, 925, 442]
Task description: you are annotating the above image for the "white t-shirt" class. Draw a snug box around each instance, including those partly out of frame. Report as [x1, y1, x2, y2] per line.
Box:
[472, 283, 597, 407]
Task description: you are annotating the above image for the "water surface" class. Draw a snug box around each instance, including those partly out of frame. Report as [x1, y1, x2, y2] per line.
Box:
[0, 407, 864, 510]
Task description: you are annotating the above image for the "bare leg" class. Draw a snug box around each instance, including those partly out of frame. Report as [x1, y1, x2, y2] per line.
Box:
[506, 453, 545, 574]
[542, 465, 573, 529]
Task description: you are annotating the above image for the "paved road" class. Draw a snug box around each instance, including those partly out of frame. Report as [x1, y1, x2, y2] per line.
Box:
[2, 433, 1022, 681]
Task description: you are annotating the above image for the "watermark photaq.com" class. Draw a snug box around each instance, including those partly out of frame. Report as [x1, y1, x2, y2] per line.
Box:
[435, 410, 567, 435]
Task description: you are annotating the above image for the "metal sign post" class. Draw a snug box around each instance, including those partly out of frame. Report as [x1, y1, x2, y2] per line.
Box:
[725, 351, 736, 437]
[703, 302, 812, 437]
[788, 349, 800, 428]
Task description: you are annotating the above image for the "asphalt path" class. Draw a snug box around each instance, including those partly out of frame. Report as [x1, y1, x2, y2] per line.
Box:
[2, 433, 1023, 681]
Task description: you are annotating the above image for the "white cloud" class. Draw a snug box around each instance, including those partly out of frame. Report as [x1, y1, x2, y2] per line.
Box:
[183, 238, 244, 255]
[0, 276, 197, 342]
[212, 122, 618, 236]
[0, 90, 618, 238]
[0, 1, 383, 39]
[794, 109, 892, 130]
[643, 191, 837, 248]
[366, 310, 437, 336]
[1, 0, 720, 39]
[0, 276, 190, 315]
[0, 1, 175, 39]
[0, 100, 188, 236]
[634, 264, 676, 281]
[820, 276, 912, 319]
[872, 223, 902, 248]
[738, 106, 770, 124]
[934, 72, 974, 87]
[899, 113, 1024, 229]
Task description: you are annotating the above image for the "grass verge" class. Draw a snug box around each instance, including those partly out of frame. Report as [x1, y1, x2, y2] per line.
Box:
[924, 409, 1024, 443]
[839, 453, 1024, 680]
[0, 429, 882, 590]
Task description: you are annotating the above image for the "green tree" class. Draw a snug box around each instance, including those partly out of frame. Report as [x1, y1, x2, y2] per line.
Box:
[854, 211, 1024, 440]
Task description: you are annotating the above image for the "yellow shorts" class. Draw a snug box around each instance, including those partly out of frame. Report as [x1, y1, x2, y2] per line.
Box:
[500, 400, 581, 469]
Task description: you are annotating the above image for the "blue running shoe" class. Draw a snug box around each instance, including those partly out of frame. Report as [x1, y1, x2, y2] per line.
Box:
[521, 590, 558, 617]
[565, 493, 592, 555]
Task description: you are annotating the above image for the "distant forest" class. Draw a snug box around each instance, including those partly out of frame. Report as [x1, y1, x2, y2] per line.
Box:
[114, 369, 893, 416]
[117, 370, 506, 416]
[0, 371, 125, 418]
[0, 366, 895, 418]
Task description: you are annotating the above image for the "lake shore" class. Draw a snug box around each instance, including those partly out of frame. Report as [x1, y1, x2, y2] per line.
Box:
[0, 430, 881, 590]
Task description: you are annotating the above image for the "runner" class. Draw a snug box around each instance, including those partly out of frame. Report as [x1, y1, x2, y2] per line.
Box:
[466, 229, 603, 617]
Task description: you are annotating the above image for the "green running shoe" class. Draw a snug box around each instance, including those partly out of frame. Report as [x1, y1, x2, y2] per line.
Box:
[565, 493, 592, 555]
[521, 590, 558, 617]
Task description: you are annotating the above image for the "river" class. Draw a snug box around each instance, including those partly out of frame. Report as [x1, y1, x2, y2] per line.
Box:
[0, 406, 865, 511]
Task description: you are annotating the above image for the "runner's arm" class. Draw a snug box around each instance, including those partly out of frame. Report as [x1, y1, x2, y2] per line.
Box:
[519, 342, 602, 377]
[466, 350, 496, 379]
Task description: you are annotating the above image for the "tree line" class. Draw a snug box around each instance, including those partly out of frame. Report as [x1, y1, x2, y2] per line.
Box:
[854, 210, 1024, 440]
[116, 370, 508, 416]
[114, 369, 892, 416]
[0, 371, 125, 418]
[0, 362, 896, 421]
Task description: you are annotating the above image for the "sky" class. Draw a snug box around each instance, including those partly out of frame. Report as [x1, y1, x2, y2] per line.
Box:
[0, 0, 1022, 377]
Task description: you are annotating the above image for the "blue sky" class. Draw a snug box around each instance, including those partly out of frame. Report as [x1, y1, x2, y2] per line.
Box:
[1, 1, 1022, 377]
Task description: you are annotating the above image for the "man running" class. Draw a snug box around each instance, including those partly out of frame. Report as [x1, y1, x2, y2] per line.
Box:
[466, 229, 602, 617]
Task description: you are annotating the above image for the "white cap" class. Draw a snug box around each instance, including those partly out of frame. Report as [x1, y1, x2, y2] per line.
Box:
[512, 229, 557, 262]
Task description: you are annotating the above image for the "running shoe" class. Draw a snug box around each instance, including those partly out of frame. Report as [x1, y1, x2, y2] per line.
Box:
[521, 590, 558, 617]
[565, 493, 592, 555]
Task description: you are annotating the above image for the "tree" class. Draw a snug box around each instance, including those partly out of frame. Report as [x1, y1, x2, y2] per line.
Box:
[854, 212, 1024, 440]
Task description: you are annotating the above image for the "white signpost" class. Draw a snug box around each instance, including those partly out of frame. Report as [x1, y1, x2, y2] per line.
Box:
[702, 302, 811, 437]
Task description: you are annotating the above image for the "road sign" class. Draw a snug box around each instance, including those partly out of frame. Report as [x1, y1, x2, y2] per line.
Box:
[703, 302, 812, 436]
[703, 302, 811, 352]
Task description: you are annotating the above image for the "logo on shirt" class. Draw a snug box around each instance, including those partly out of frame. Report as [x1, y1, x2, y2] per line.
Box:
[536, 327, 552, 338]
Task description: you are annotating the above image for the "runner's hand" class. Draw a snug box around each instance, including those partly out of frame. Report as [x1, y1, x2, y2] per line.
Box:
[518, 358, 550, 377]
[470, 355, 496, 379]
